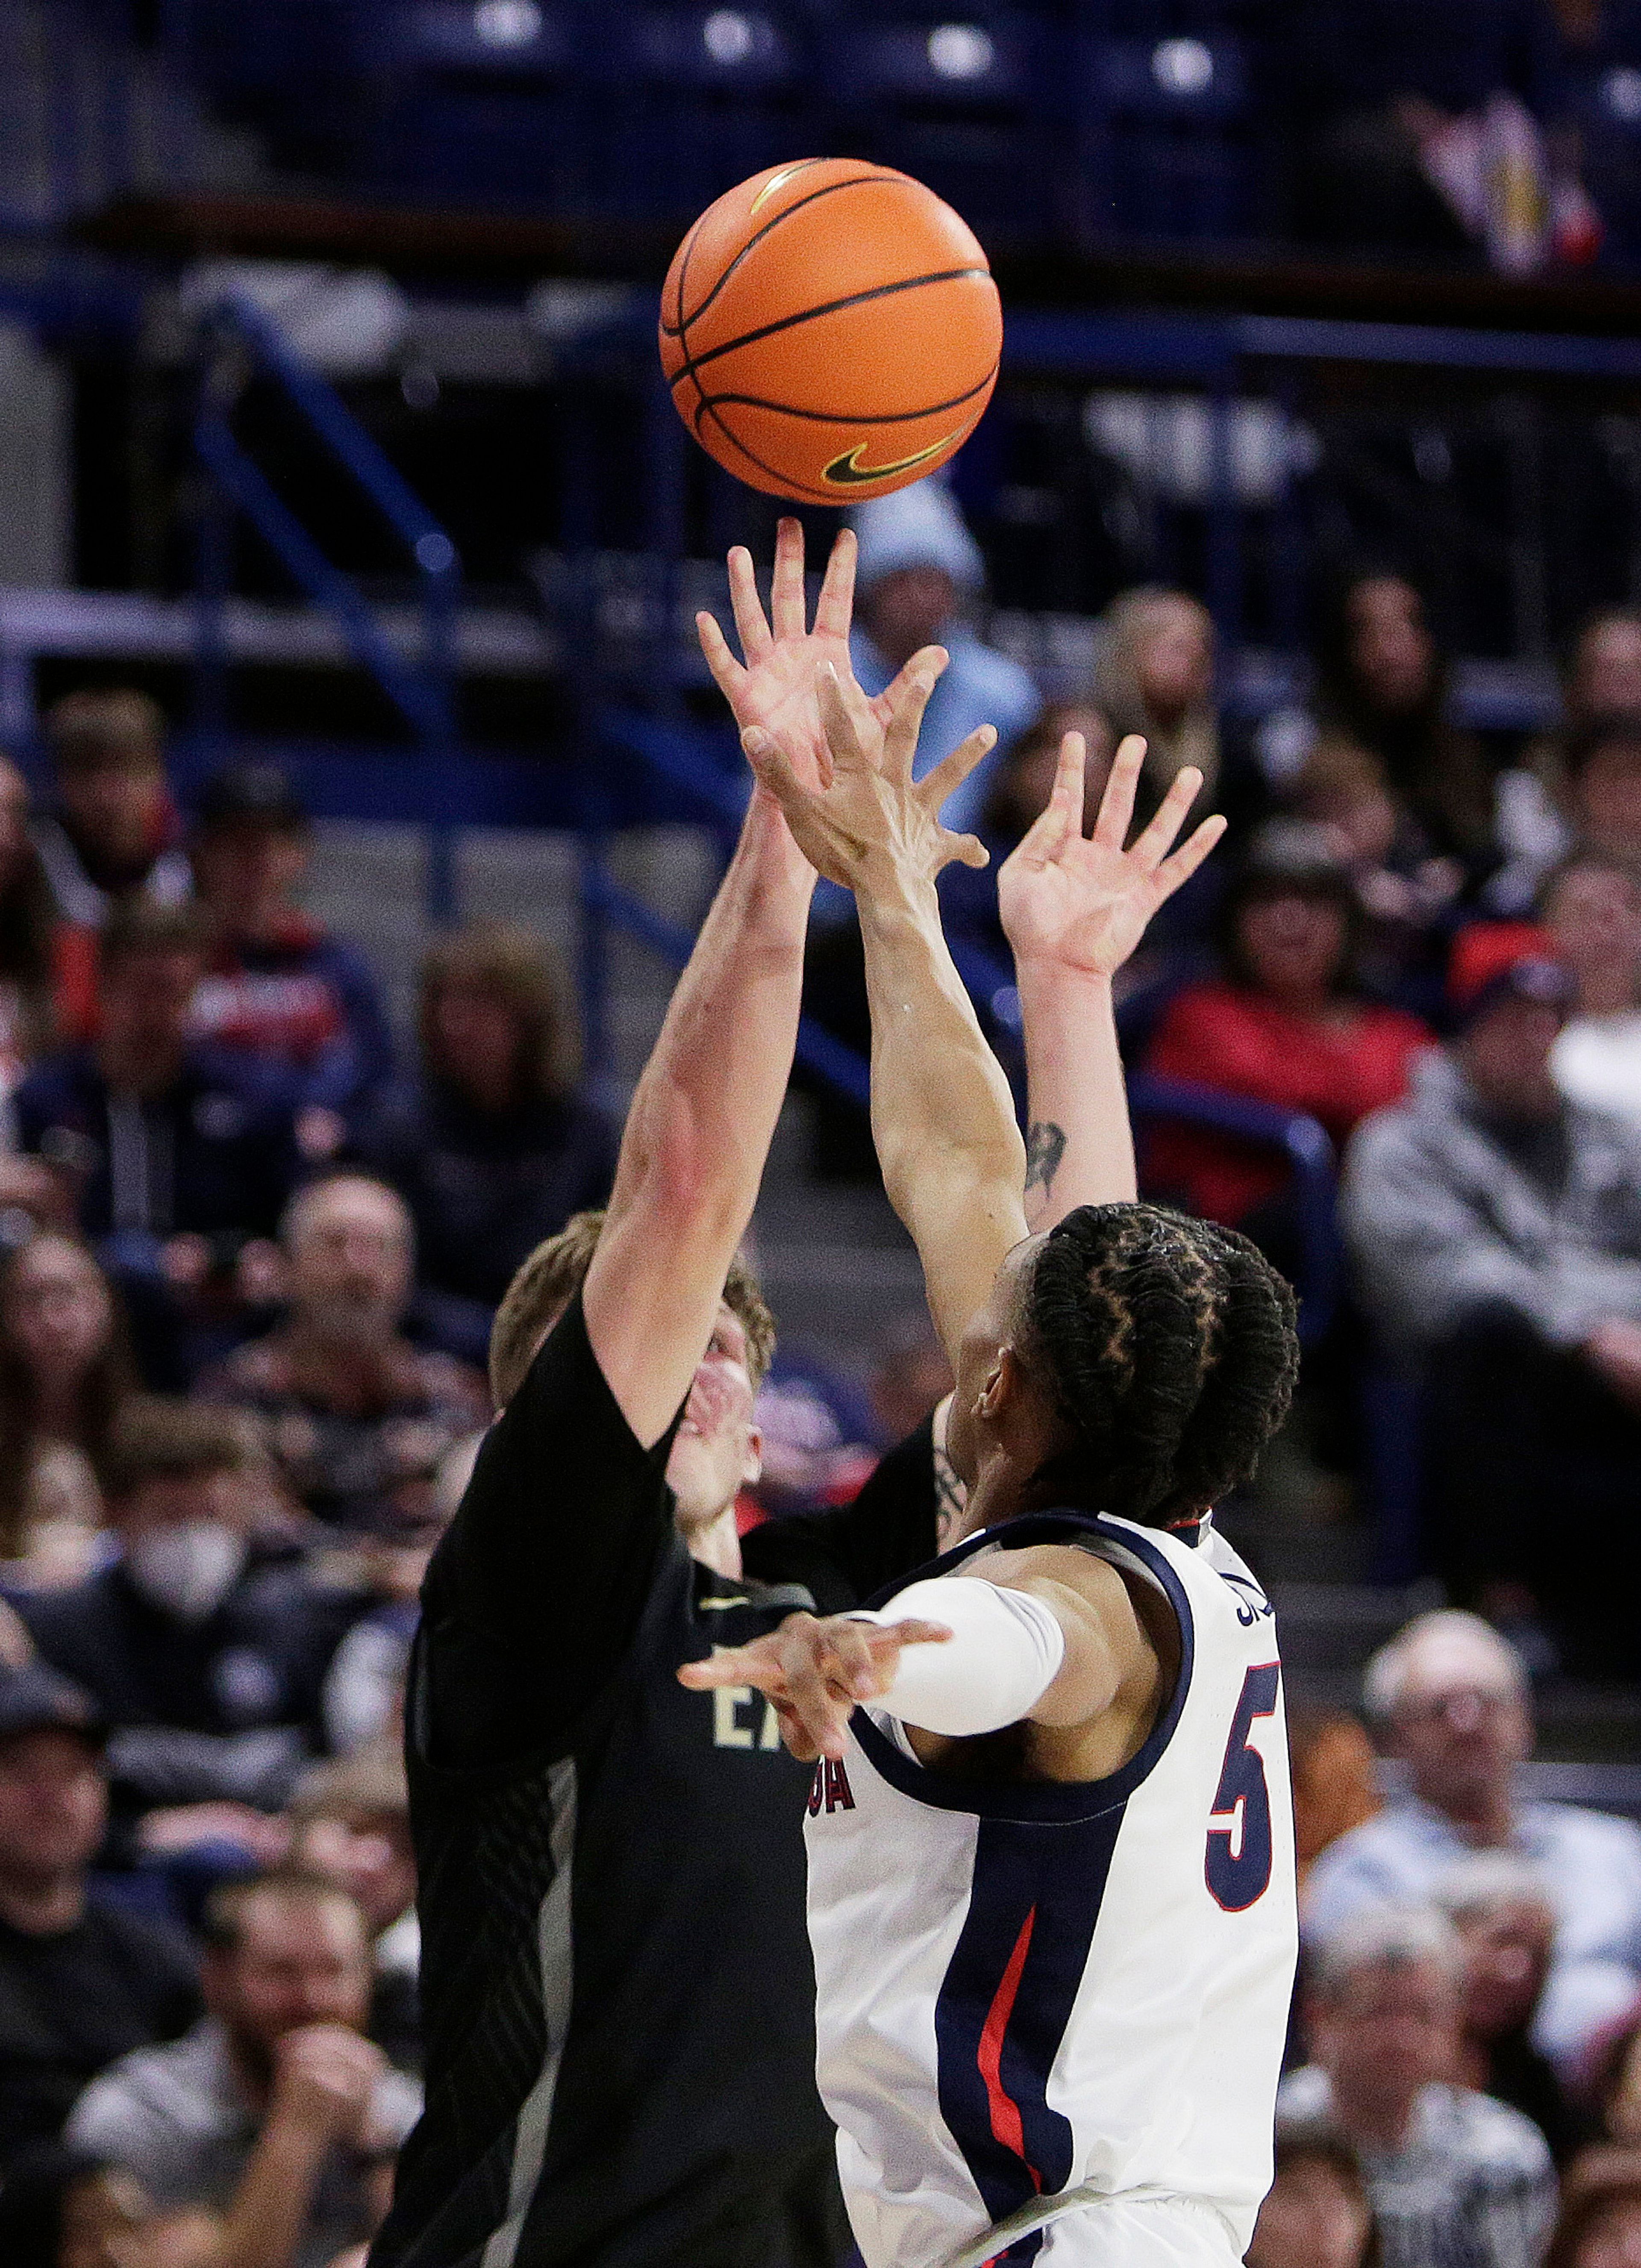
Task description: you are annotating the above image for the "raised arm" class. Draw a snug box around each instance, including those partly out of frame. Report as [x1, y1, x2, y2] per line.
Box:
[586, 522, 917, 1445]
[1001, 731, 1225, 1227]
[745, 661, 1022, 1361]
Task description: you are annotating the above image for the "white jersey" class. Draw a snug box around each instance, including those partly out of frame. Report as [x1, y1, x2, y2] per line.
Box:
[804, 1510, 1297, 2268]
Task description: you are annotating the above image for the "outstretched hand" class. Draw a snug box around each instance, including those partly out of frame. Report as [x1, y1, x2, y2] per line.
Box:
[743, 658, 995, 893]
[678, 1610, 952, 1761]
[998, 731, 1226, 981]
[697, 517, 934, 792]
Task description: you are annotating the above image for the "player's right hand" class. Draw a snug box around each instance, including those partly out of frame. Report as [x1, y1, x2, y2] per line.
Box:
[696, 517, 935, 795]
[677, 1610, 951, 1761]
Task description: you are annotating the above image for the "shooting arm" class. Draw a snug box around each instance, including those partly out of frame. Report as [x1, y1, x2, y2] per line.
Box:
[585, 791, 811, 1444]
[859, 861, 1027, 1363]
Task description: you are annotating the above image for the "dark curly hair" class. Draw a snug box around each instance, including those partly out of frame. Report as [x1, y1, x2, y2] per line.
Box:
[1014, 1203, 1299, 1528]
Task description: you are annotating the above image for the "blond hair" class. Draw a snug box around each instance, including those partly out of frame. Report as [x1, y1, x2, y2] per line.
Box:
[488, 1208, 776, 1409]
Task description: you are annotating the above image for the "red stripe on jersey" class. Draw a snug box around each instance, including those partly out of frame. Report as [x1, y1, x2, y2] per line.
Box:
[976, 1905, 1042, 2192]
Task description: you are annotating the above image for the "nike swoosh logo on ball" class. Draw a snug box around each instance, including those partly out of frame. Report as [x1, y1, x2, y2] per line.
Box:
[822, 432, 961, 486]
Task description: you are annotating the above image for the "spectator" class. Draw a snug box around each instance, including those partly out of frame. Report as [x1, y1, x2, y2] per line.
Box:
[0, 1234, 136, 1587]
[846, 480, 1039, 837]
[359, 925, 615, 1359]
[1143, 846, 1429, 1233]
[0, 1660, 199, 2169]
[288, 1742, 419, 2074]
[0, 753, 93, 1093]
[1305, 1611, 1641, 2071]
[198, 1175, 488, 1532]
[1440, 1851, 1592, 2164]
[1281, 1904, 1557, 2268]
[1311, 573, 1494, 865]
[32, 694, 190, 934]
[68, 1868, 419, 2268]
[188, 764, 393, 1140]
[1289, 736, 1465, 1012]
[1544, 2145, 1641, 2268]
[13, 901, 306, 1391]
[1246, 2116, 1382, 2268]
[318, 1431, 478, 1760]
[1563, 720, 1641, 874]
[1544, 855, 1641, 1128]
[1564, 611, 1641, 726]
[15, 1401, 354, 1836]
[1341, 940, 1641, 1669]
[1284, 0, 1566, 264]
[0, 2141, 219, 2268]
[1090, 586, 1220, 812]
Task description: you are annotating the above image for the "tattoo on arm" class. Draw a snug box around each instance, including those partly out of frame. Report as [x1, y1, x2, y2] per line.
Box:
[932, 1439, 966, 1550]
[1024, 1120, 1068, 1202]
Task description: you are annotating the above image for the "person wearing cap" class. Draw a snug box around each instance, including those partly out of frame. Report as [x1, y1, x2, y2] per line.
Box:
[1341, 926, 1641, 1674]
[0, 1658, 200, 2170]
[1304, 1611, 1641, 2078]
[188, 765, 394, 1141]
[847, 480, 1039, 839]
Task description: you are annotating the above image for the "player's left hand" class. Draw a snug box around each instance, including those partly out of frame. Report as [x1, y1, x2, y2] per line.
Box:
[696, 518, 937, 794]
[998, 730, 1226, 981]
[743, 659, 993, 893]
[678, 1610, 952, 1762]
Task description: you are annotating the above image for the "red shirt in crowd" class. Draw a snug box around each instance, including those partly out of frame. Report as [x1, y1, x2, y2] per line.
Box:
[1141, 980, 1431, 1225]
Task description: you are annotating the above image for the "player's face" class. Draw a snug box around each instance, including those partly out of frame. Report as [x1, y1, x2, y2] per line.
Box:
[946, 1237, 1044, 1499]
[666, 1304, 762, 1534]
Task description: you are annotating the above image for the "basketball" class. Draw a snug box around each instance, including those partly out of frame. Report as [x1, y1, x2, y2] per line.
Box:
[659, 159, 1003, 505]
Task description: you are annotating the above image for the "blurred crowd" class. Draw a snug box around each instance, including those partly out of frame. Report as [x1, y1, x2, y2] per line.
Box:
[1, 488, 1641, 2265]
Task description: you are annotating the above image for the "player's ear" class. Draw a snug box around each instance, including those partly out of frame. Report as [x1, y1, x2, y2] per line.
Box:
[980, 1345, 1022, 1419]
[740, 1425, 764, 1490]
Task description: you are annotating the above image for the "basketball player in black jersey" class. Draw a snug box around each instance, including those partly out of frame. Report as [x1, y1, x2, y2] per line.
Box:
[371, 522, 1182, 2268]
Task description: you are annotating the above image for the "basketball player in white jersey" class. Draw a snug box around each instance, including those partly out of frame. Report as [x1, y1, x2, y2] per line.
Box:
[685, 673, 1303, 2268]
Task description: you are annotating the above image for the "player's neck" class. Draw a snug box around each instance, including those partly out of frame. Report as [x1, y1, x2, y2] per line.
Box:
[683, 1503, 742, 1580]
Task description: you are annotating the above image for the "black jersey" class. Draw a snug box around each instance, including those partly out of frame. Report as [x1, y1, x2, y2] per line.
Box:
[371, 1293, 845, 2268]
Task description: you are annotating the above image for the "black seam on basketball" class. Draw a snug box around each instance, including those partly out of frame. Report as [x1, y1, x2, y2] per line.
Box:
[673, 206, 706, 336]
[698, 402, 849, 503]
[693, 359, 1000, 430]
[659, 166, 900, 342]
[673, 268, 993, 391]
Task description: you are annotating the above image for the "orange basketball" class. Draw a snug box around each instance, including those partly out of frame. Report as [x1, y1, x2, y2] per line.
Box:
[659, 159, 1003, 505]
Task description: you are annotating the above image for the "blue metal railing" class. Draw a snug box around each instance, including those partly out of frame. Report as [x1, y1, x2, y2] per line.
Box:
[192, 291, 463, 912]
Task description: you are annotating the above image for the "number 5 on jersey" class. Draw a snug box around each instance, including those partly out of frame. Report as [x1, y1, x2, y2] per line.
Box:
[1204, 1662, 1281, 1912]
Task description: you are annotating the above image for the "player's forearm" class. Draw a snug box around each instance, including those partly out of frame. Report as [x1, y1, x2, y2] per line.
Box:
[611, 789, 811, 1229]
[1016, 961, 1136, 1227]
[857, 864, 1026, 1352]
[588, 791, 811, 1442]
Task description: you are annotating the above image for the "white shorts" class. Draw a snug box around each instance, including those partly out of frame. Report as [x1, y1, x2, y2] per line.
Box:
[1034, 2196, 1241, 2267]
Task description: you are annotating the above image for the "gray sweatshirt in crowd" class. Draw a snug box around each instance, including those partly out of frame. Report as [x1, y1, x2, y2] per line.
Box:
[1339, 1050, 1641, 1357]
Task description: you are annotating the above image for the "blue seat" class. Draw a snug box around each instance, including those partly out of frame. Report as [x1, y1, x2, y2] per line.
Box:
[818, 8, 1062, 244]
[1074, 26, 1256, 241]
[583, 8, 812, 221]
